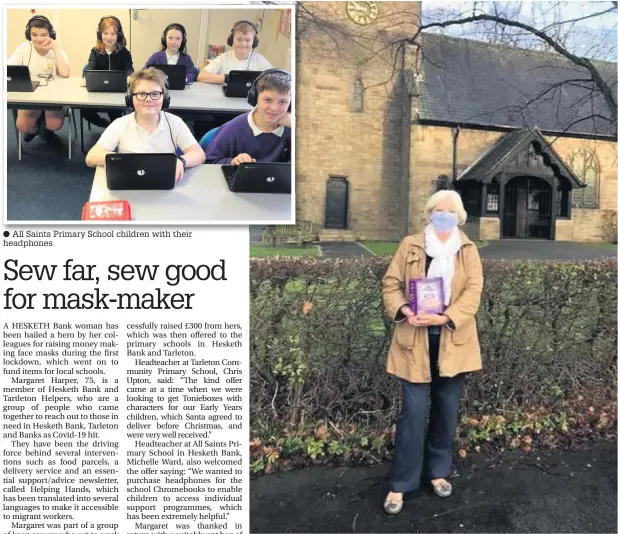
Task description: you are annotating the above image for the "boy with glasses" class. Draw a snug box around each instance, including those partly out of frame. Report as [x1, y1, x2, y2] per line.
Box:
[86, 68, 204, 182]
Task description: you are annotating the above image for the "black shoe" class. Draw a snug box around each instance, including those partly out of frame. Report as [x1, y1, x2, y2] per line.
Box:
[23, 132, 38, 142]
[40, 128, 61, 143]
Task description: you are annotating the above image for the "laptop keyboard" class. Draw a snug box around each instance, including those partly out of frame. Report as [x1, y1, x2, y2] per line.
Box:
[221, 165, 237, 190]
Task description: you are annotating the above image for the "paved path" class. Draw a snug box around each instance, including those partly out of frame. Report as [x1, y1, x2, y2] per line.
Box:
[318, 242, 374, 258]
[479, 240, 616, 260]
[250, 441, 616, 533]
[249, 225, 617, 259]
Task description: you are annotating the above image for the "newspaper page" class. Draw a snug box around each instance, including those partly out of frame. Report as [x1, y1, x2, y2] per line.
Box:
[1, 228, 249, 534]
[0, 0, 295, 534]
[3, 2, 296, 533]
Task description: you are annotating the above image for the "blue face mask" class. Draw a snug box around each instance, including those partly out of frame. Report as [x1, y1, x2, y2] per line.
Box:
[430, 211, 458, 232]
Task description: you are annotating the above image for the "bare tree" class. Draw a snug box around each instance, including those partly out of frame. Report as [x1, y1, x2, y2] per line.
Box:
[297, 1, 617, 134]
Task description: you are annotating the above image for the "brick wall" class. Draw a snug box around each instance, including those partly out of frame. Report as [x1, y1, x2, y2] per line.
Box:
[408, 126, 616, 242]
[479, 217, 501, 240]
[408, 126, 503, 233]
[296, 2, 421, 241]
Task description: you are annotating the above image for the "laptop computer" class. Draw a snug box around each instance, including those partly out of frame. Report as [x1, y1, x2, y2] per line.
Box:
[221, 162, 291, 194]
[85, 70, 127, 92]
[153, 64, 187, 90]
[7, 65, 40, 92]
[105, 153, 177, 190]
[223, 70, 261, 98]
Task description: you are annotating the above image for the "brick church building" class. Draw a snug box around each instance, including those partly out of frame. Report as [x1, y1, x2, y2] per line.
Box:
[295, 2, 617, 242]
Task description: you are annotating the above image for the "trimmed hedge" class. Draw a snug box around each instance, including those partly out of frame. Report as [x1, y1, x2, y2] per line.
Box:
[250, 258, 617, 435]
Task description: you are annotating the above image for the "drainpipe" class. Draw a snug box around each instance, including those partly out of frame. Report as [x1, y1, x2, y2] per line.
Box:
[451, 125, 460, 185]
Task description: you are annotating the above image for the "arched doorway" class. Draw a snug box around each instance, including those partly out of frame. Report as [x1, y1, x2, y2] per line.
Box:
[324, 177, 349, 229]
[503, 176, 552, 239]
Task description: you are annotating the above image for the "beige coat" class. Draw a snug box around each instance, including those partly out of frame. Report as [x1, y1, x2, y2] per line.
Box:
[382, 230, 483, 383]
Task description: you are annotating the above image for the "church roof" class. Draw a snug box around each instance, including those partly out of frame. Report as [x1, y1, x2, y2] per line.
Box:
[417, 33, 617, 139]
[457, 127, 585, 188]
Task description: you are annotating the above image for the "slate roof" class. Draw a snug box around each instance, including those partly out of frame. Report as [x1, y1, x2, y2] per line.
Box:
[417, 33, 617, 139]
[457, 127, 585, 187]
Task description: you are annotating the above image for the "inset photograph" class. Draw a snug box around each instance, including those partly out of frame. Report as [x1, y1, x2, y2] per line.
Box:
[6, 6, 294, 223]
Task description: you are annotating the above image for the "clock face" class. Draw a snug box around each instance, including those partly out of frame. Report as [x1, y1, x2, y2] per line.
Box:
[346, 1, 379, 26]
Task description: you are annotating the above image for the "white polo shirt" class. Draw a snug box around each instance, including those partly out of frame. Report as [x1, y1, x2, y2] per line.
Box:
[8, 41, 68, 79]
[96, 111, 197, 154]
[247, 107, 284, 137]
[166, 50, 179, 65]
[205, 50, 272, 75]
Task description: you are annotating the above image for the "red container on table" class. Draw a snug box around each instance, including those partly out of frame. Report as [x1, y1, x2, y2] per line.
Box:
[82, 200, 132, 221]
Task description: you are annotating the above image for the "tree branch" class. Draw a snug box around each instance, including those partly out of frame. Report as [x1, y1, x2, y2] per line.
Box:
[416, 13, 617, 119]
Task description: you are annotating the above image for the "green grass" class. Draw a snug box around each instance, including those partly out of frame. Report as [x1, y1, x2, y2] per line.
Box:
[360, 241, 398, 255]
[590, 243, 617, 249]
[250, 244, 320, 258]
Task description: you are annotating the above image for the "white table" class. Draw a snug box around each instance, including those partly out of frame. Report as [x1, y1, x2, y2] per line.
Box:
[89, 164, 293, 224]
[7, 76, 252, 113]
[8, 76, 251, 154]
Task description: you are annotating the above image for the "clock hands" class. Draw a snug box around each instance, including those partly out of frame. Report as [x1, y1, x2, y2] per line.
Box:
[346, 1, 378, 25]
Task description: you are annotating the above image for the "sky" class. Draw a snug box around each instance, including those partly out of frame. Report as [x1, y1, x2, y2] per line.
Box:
[422, 0, 618, 61]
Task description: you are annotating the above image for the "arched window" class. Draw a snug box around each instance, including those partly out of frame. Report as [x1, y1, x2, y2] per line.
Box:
[351, 78, 363, 113]
[567, 148, 600, 207]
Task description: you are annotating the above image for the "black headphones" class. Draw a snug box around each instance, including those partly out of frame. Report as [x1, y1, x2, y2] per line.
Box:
[97, 15, 124, 43]
[247, 68, 292, 112]
[125, 75, 170, 110]
[161, 23, 187, 55]
[227, 20, 259, 48]
[25, 15, 56, 40]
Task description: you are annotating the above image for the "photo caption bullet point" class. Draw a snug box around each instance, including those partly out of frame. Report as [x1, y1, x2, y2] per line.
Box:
[3, 231, 9, 238]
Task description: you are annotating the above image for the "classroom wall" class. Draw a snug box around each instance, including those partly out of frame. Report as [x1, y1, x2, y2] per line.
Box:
[258, 10, 292, 71]
[7, 8, 291, 73]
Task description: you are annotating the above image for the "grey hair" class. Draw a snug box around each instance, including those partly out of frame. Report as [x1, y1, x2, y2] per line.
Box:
[424, 190, 467, 225]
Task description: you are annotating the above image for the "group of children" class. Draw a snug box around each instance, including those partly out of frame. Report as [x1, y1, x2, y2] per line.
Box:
[9, 15, 291, 181]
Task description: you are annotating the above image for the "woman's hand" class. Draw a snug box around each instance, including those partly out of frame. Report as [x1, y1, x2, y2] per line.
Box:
[410, 312, 449, 327]
[399, 305, 417, 326]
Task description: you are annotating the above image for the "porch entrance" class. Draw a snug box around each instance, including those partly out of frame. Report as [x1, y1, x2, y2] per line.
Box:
[503, 176, 552, 239]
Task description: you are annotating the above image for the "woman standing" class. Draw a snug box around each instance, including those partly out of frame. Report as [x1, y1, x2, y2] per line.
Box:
[381, 190, 484, 515]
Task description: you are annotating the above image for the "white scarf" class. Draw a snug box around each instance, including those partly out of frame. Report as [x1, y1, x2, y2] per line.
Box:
[424, 225, 461, 306]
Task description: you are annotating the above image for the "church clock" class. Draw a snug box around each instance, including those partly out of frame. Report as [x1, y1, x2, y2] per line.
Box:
[346, 1, 379, 26]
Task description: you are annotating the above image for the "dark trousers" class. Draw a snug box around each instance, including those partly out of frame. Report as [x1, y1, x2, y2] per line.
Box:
[81, 108, 123, 127]
[193, 114, 234, 142]
[390, 333, 465, 493]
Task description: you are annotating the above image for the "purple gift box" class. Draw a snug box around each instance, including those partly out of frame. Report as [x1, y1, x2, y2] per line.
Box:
[408, 278, 445, 314]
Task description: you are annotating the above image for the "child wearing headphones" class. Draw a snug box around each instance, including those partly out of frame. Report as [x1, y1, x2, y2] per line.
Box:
[8, 15, 70, 142]
[82, 16, 134, 128]
[85, 68, 205, 183]
[197, 20, 272, 84]
[206, 69, 291, 165]
[144, 23, 198, 83]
